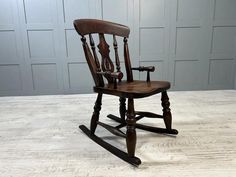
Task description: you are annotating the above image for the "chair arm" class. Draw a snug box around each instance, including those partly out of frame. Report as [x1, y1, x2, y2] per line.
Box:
[131, 66, 155, 72]
[97, 71, 123, 89]
[131, 66, 155, 82]
[97, 71, 123, 80]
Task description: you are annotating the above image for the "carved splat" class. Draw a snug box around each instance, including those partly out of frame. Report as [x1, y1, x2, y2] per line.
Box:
[97, 34, 114, 83]
[89, 34, 104, 85]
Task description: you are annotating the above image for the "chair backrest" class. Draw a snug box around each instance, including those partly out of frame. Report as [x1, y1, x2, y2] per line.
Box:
[73, 19, 133, 87]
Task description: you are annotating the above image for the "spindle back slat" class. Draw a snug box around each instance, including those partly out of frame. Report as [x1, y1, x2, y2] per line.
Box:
[89, 34, 104, 86]
[124, 37, 133, 82]
[113, 35, 121, 74]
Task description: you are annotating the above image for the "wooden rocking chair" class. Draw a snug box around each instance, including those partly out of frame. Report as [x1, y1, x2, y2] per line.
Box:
[73, 19, 178, 166]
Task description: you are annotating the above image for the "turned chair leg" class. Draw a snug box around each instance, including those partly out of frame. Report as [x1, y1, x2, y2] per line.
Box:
[126, 98, 136, 157]
[119, 97, 126, 123]
[161, 91, 172, 130]
[90, 93, 103, 134]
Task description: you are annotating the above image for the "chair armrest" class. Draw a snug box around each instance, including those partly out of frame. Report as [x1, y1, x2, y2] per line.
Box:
[97, 71, 123, 89]
[131, 66, 155, 82]
[131, 66, 155, 72]
[97, 71, 123, 80]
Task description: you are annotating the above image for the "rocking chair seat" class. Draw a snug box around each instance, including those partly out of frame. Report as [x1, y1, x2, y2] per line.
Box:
[94, 80, 170, 98]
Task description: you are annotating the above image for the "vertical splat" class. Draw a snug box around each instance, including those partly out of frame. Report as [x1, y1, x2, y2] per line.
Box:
[124, 37, 133, 82]
[89, 34, 104, 86]
[89, 34, 101, 70]
[97, 34, 114, 83]
[81, 36, 101, 86]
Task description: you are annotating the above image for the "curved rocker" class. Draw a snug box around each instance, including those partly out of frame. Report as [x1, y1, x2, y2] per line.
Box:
[79, 125, 141, 166]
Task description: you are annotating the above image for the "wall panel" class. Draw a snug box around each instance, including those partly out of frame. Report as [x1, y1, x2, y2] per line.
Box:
[173, 60, 202, 90]
[0, 0, 29, 96]
[208, 59, 235, 87]
[168, 0, 215, 90]
[17, 0, 64, 95]
[140, 0, 165, 27]
[137, 0, 170, 81]
[140, 28, 165, 59]
[0, 0, 236, 96]
[102, 0, 128, 25]
[27, 30, 56, 58]
[31, 64, 58, 90]
[208, 0, 236, 89]
[0, 31, 18, 60]
[24, 0, 53, 24]
[0, 64, 22, 91]
[68, 63, 93, 92]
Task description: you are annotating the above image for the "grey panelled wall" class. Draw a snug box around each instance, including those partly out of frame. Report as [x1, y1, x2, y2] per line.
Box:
[0, 0, 236, 96]
[235, 71, 236, 89]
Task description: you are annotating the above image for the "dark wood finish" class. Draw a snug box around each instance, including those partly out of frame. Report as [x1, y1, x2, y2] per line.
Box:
[90, 93, 102, 134]
[136, 123, 178, 134]
[161, 91, 172, 130]
[97, 71, 123, 89]
[74, 19, 178, 166]
[89, 34, 104, 86]
[97, 71, 123, 80]
[119, 97, 126, 123]
[98, 34, 114, 82]
[79, 125, 141, 166]
[131, 66, 155, 72]
[107, 114, 178, 135]
[132, 66, 155, 82]
[94, 80, 170, 98]
[81, 36, 101, 86]
[97, 121, 126, 138]
[126, 98, 136, 157]
[124, 37, 133, 82]
[135, 111, 163, 118]
[113, 35, 121, 74]
[74, 19, 130, 37]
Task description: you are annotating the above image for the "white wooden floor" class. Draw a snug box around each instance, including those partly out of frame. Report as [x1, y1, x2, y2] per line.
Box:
[0, 90, 236, 177]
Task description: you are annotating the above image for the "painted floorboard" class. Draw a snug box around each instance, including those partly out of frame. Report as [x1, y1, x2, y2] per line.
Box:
[0, 90, 235, 177]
